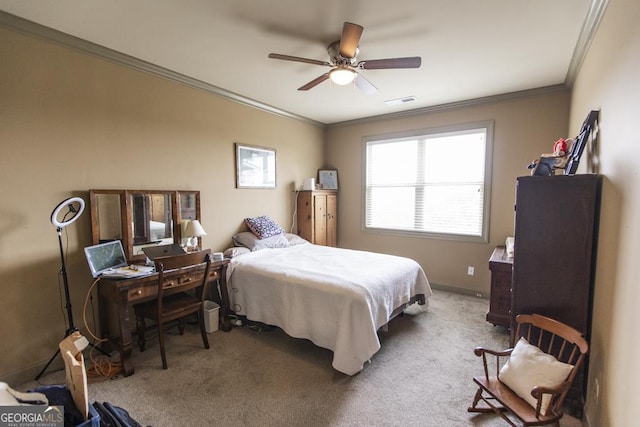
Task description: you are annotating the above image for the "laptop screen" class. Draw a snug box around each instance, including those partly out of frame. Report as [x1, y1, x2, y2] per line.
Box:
[84, 240, 128, 278]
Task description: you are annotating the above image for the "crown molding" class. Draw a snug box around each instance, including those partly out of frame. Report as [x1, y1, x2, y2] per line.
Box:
[0, 11, 323, 128]
[564, 0, 609, 87]
[330, 0, 609, 129]
[328, 85, 569, 128]
[2, 1, 608, 129]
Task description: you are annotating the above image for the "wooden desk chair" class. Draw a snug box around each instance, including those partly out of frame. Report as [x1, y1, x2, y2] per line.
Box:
[468, 314, 588, 426]
[134, 249, 212, 369]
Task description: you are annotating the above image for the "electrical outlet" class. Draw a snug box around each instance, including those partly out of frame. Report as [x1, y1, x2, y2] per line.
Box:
[467, 266, 475, 276]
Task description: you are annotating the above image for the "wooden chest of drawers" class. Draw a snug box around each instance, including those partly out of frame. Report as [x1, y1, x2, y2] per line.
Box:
[487, 246, 512, 328]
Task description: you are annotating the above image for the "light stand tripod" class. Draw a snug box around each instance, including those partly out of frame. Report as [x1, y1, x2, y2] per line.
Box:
[35, 197, 108, 380]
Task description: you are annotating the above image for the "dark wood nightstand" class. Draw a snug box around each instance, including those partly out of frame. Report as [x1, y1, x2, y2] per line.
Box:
[487, 246, 512, 328]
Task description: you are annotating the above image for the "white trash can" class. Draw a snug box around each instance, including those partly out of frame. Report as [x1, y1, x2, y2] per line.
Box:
[203, 301, 220, 333]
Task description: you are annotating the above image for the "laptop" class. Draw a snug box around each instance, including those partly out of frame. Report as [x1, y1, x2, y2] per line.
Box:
[141, 243, 186, 260]
[84, 240, 154, 279]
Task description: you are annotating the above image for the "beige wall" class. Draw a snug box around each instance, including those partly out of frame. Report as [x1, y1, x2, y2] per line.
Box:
[0, 27, 324, 383]
[569, 0, 640, 425]
[325, 90, 570, 295]
[3, 2, 638, 423]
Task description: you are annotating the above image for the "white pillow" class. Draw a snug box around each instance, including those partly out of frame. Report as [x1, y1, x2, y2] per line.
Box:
[498, 337, 573, 416]
[232, 232, 261, 249]
[252, 233, 289, 251]
[223, 247, 251, 258]
[232, 231, 289, 251]
[284, 233, 309, 246]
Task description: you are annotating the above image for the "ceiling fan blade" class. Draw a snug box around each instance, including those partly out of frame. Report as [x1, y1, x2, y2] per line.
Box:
[358, 56, 422, 70]
[298, 73, 330, 91]
[354, 73, 377, 95]
[268, 53, 331, 67]
[339, 22, 363, 58]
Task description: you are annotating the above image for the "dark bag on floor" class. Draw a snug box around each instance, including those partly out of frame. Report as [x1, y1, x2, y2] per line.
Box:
[92, 402, 141, 427]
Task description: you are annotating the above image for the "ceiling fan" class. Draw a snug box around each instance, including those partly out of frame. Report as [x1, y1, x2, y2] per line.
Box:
[268, 22, 421, 95]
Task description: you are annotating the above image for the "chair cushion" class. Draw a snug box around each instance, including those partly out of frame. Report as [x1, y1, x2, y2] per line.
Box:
[498, 337, 573, 415]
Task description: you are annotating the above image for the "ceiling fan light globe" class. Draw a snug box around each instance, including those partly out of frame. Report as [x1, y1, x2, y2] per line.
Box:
[329, 68, 355, 85]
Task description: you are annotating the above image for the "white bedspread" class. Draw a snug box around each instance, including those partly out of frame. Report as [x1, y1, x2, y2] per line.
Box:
[226, 243, 432, 375]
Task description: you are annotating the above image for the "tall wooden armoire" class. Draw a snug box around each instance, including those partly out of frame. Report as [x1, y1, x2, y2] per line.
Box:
[296, 190, 337, 246]
[511, 174, 601, 414]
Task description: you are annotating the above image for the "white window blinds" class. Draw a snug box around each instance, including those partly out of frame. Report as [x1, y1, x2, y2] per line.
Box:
[365, 123, 492, 241]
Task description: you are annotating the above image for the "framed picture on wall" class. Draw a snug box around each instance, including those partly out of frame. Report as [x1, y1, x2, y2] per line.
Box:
[235, 143, 277, 188]
[318, 169, 338, 190]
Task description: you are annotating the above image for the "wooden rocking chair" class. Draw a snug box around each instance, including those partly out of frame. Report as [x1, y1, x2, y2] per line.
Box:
[468, 314, 588, 426]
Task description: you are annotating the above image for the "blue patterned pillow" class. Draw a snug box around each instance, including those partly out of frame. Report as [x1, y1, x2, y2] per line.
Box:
[244, 216, 285, 239]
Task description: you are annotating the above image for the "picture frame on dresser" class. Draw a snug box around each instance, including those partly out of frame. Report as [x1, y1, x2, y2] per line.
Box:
[565, 110, 599, 175]
[235, 143, 277, 189]
[318, 169, 338, 190]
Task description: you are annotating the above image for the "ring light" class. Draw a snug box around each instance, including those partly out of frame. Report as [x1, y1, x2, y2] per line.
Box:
[37, 195, 90, 380]
[51, 197, 85, 229]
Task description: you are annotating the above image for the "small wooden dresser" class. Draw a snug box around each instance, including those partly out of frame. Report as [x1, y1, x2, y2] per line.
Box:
[487, 246, 512, 328]
[296, 190, 337, 246]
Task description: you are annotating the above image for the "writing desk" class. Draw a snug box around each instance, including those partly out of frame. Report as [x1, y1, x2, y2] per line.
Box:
[97, 258, 230, 376]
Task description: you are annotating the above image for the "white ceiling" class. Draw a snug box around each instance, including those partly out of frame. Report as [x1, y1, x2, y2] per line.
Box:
[0, 0, 597, 125]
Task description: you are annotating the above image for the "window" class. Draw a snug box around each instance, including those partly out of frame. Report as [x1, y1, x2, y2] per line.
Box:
[364, 122, 493, 242]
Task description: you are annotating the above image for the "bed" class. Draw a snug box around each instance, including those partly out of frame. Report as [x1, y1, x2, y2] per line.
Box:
[226, 231, 432, 375]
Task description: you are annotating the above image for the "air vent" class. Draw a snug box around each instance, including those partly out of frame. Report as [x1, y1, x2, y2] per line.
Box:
[384, 96, 417, 106]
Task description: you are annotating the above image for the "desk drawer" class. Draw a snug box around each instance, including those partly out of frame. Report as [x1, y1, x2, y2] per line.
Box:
[163, 272, 204, 287]
[166, 270, 220, 285]
[127, 269, 220, 302]
[128, 286, 155, 302]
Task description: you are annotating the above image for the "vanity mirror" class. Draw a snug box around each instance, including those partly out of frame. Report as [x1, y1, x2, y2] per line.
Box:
[130, 191, 173, 255]
[89, 190, 201, 263]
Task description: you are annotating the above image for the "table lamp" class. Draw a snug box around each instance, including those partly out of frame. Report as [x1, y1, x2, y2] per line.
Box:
[184, 219, 207, 251]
